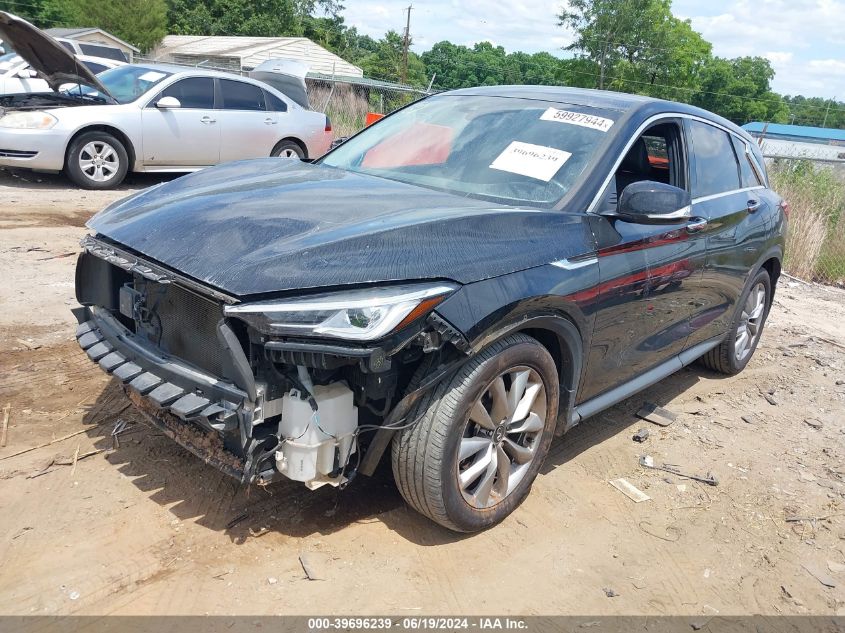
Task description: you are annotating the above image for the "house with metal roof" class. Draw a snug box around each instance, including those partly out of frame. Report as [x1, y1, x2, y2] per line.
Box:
[743, 122, 845, 162]
[152, 35, 363, 78]
[45, 27, 139, 62]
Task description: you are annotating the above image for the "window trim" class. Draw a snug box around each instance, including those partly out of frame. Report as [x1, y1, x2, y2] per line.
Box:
[587, 112, 765, 214]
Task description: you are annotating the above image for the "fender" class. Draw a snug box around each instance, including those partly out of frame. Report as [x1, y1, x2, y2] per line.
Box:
[463, 312, 586, 435]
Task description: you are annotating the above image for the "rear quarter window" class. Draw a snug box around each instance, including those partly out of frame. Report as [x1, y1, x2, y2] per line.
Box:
[730, 135, 762, 188]
[688, 120, 741, 198]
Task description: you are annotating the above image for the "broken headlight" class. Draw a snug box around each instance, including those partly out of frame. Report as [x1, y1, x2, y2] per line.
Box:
[224, 283, 457, 341]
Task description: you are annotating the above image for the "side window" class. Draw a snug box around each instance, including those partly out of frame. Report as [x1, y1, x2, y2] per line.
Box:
[688, 120, 740, 198]
[219, 79, 265, 111]
[79, 43, 127, 62]
[730, 135, 761, 188]
[613, 121, 685, 202]
[264, 90, 287, 112]
[82, 61, 108, 74]
[59, 41, 76, 53]
[153, 77, 214, 109]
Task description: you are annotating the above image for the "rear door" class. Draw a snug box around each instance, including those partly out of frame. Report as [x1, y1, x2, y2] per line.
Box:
[683, 119, 769, 349]
[141, 76, 219, 166]
[216, 78, 279, 161]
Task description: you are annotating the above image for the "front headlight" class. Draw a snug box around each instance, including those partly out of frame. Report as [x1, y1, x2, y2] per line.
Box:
[0, 111, 58, 129]
[224, 283, 458, 341]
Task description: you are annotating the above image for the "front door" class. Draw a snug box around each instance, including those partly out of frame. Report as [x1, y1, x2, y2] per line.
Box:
[141, 77, 220, 166]
[580, 120, 707, 401]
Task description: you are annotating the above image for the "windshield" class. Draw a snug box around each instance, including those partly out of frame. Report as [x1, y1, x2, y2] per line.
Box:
[320, 94, 618, 207]
[72, 65, 172, 104]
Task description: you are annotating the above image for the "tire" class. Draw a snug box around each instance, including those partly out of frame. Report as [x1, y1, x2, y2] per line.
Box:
[699, 268, 772, 375]
[271, 140, 305, 159]
[392, 334, 559, 532]
[65, 131, 129, 189]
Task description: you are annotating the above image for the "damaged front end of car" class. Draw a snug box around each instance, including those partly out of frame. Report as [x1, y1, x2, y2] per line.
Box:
[73, 234, 470, 488]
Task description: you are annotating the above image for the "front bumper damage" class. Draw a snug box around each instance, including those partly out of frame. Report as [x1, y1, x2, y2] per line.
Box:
[75, 305, 256, 481]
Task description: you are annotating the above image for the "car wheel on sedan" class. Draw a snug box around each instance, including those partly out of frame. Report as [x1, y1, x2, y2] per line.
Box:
[392, 334, 559, 532]
[271, 140, 305, 159]
[700, 268, 772, 375]
[65, 131, 128, 189]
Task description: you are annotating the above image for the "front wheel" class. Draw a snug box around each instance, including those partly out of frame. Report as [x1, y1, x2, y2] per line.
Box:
[392, 334, 559, 532]
[699, 268, 771, 375]
[65, 131, 128, 189]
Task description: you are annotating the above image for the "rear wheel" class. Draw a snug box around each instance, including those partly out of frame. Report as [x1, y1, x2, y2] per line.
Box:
[65, 131, 128, 189]
[700, 268, 771, 375]
[271, 140, 305, 159]
[392, 334, 559, 532]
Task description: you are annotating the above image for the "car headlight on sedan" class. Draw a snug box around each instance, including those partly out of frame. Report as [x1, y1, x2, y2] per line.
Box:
[224, 283, 458, 341]
[0, 111, 58, 129]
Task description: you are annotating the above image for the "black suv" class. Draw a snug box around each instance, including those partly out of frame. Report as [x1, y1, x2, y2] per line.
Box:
[74, 87, 785, 532]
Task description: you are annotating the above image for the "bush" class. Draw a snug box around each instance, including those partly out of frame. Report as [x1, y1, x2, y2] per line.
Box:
[769, 159, 845, 283]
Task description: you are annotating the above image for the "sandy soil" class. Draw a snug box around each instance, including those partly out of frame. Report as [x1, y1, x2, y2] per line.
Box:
[2, 167, 845, 617]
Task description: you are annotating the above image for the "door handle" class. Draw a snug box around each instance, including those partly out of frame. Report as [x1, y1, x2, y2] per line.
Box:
[686, 218, 708, 233]
[264, 117, 277, 125]
[200, 116, 216, 124]
[747, 199, 761, 213]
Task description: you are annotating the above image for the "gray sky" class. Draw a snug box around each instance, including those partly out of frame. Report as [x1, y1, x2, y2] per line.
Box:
[341, 0, 845, 99]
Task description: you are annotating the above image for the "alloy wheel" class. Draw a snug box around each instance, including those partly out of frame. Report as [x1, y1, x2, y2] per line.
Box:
[78, 141, 119, 183]
[458, 367, 547, 509]
[735, 282, 766, 361]
[279, 148, 300, 158]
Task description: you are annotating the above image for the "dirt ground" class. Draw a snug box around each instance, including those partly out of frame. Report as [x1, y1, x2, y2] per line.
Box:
[2, 166, 845, 617]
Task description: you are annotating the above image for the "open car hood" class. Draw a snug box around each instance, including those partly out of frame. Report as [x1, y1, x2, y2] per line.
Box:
[0, 11, 113, 98]
[249, 58, 309, 109]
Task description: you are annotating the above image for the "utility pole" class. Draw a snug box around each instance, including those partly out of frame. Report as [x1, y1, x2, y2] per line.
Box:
[822, 96, 835, 128]
[401, 4, 412, 85]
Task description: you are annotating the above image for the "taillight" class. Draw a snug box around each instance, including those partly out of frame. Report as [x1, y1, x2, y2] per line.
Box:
[780, 199, 790, 219]
[324, 116, 332, 133]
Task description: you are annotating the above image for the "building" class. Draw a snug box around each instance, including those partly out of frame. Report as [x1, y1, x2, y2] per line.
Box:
[743, 122, 845, 162]
[45, 27, 139, 62]
[152, 35, 363, 77]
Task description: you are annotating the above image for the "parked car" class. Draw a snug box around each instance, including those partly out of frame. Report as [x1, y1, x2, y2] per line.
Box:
[71, 81, 786, 532]
[0, 51, 124, 95]
[0, 12, 333, 188]
[53, 36, 128, 63]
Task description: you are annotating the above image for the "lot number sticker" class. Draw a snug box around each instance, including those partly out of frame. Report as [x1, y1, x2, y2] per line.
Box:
[540, 107, 614, 132]
[489, 141, 572, 182]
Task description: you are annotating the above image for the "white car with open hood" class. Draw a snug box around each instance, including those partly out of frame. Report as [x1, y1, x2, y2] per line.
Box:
[0, 12, 333, 188]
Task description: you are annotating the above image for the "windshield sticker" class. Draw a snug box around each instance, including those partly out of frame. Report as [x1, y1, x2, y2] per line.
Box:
[540, 107, 614, 132]
[138, 71, 166, 83]
[489, 141, 572, 182]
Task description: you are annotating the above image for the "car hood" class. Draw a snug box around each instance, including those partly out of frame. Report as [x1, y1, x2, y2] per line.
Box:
[0, 11, 112, 97]
[87, 159, 593, 298]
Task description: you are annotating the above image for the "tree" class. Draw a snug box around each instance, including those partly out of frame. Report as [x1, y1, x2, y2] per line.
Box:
[558, 0, 711, 97]
[692, 57, 789, 124]
[33, 0, 167, 52]
[358, 31, 427, 86]
[166, 0, 299, 38]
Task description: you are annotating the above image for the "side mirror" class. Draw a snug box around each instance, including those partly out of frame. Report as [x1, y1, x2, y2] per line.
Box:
[156, 96, 181, 109]
[618, 180, 691, 223]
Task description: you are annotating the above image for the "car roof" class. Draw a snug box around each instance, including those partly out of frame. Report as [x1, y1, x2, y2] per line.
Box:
[127, 62, 251, 81]
[444, 85, 751, 140]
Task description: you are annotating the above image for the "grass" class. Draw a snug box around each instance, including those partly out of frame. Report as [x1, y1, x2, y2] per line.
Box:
[768, 159, 845, 284]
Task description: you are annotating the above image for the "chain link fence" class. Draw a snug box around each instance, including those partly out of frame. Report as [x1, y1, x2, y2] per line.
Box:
[765, 152, 845, 286]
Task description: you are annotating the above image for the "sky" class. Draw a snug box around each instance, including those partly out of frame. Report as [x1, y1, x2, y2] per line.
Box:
[341, 0, 845, 100]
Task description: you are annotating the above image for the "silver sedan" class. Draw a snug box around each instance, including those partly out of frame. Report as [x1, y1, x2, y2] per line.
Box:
[0, 63, 334, 188]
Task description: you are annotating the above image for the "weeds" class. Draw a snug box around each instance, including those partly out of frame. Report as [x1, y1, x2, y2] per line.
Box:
[769, 159, 845, 284]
